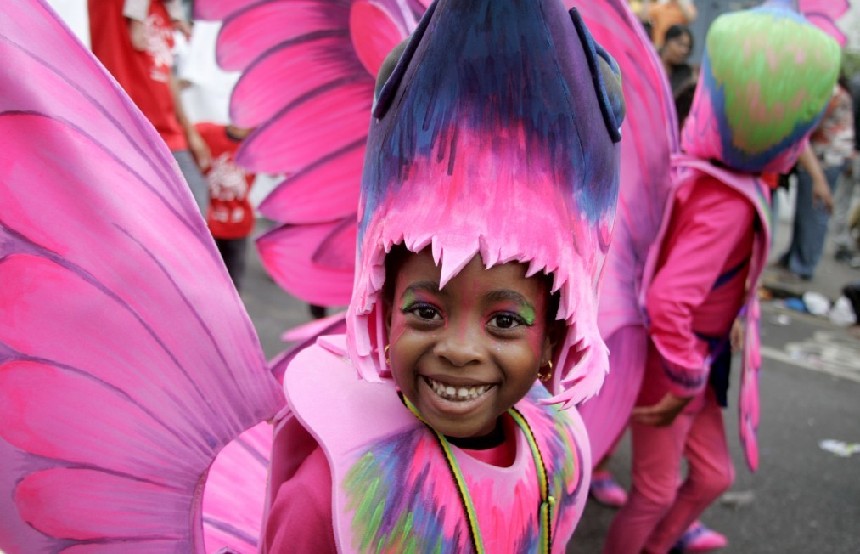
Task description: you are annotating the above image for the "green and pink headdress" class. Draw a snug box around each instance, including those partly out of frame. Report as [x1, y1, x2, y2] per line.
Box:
[345, 0, 625, 406]
[682, 0, 841, 173]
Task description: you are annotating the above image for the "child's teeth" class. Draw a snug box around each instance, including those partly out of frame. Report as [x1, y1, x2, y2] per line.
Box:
[427, 378, 490, 401]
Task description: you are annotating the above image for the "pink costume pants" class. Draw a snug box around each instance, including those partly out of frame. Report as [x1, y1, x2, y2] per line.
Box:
[602, 388, 735, 554]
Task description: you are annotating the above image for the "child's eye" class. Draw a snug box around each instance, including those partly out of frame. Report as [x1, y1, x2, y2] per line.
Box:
[405, 303, 442, 321]
[488, 313, 527, 330]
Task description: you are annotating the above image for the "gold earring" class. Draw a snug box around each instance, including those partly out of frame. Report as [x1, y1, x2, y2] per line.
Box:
[384, 345, 391, 366]
[539, 360, 553, 383]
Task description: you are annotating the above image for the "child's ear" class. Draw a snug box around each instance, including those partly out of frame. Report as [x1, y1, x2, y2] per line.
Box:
[542, 319, 566, 366]
[383, 295, 393, 335]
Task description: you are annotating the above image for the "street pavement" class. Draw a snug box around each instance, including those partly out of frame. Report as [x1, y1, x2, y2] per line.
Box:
[240, 217, 860, 554]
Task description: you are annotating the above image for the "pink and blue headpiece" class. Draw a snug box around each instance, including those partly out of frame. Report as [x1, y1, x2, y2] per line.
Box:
[346, 0, 625, 406]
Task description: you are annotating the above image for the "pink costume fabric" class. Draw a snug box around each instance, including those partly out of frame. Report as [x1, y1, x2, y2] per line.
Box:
[264, 439, 522, 552]
[195, 0, 430, 308]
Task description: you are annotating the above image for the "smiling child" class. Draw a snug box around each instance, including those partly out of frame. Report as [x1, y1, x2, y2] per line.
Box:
[261, 1, 626, 552]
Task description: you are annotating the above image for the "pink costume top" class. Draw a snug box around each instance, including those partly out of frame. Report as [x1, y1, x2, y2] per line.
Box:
[262, 336, 589, 554]
[264, 443, 521, 552]
[640, 173, 755, 405]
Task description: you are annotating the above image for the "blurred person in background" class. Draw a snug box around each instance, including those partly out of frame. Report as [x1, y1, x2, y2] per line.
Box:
[646, 0, 697, 48]
[831, 73, 860, 264]
[778, 75, 854, 280]
[88, 0, 210, 213]
[660, 24, 696, 96]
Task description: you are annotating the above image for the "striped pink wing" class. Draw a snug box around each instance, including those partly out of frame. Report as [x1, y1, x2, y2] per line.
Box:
[196, 0, 423, 307]
[570, 0, 679, 337]
[0, 2, 282, 552]
[568, 1, 677, 460]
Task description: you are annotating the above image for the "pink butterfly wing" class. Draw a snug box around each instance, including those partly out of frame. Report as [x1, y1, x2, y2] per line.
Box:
[197, 0, 419, 306]
[0, 2, 282, 552]
[256, 219, 357, 307]
[569, 0, 679, 337]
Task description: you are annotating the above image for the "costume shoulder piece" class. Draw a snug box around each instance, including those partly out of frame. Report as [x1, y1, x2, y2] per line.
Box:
[346, 0, 626, 407]
[285, 337, 589, 554]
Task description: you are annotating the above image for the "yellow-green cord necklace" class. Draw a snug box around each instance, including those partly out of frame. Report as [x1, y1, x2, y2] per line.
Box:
[399, 393, 555, 554]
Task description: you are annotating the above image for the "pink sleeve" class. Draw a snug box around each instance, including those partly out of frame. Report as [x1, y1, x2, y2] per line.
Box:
[645, 178, 755, 398]
[264, 447, 337, 554]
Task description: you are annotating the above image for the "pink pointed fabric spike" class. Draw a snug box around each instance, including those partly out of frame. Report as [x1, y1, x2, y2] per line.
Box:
[196, 0, 421, 307]
[0, 2, 282, 553]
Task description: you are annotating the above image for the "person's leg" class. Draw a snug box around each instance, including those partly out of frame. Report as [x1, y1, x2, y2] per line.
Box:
[831, 169, 855, 258]
[781, 168, 812, 272]
[215, 237, 248, 292]
[172, 149, 208, 213]
[644, 390, 734, 553]
[602, 414, 694, 554]
[786, 166, 842, 278]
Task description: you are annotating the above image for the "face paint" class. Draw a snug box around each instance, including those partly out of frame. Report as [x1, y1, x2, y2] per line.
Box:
[518, 304, 537, 326]
[400, 289, 417, 312]
[387, 250, 553, 438]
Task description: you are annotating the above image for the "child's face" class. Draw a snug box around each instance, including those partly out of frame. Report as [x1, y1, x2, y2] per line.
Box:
[387, 250, 556, 438]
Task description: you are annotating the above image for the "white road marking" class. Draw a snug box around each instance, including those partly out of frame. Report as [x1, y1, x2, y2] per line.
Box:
[761, 331, 860, 384]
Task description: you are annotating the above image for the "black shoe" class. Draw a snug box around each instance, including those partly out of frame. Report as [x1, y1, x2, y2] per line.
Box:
[309, 304, 327, 319]
[836, 246, 853, 263]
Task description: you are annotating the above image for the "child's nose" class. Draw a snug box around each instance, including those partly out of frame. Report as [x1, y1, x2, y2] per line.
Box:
[434, 320, 485, 367]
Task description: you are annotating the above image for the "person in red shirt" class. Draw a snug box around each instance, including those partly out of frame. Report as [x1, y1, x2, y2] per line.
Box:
[88, 0, 210, 212]
[195, 123, 255, 291]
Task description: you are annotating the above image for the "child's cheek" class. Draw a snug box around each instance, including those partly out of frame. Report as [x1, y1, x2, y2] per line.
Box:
[388, 315, 408, 346]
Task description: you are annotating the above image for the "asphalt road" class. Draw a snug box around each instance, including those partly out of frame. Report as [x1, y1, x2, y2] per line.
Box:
[239, 238, 860, 554]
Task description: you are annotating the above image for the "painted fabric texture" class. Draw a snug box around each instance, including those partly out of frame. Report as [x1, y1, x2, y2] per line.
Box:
[346, 0, 625, 407]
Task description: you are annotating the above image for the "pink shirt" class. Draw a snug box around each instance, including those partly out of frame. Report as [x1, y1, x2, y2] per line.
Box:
[265, 430, 517, 553]
[642, 173, 755, 401]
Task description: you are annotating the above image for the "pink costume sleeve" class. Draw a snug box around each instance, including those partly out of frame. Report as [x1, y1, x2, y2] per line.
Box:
[264, 447, 337, 554]
[646, 175, 756, 398]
